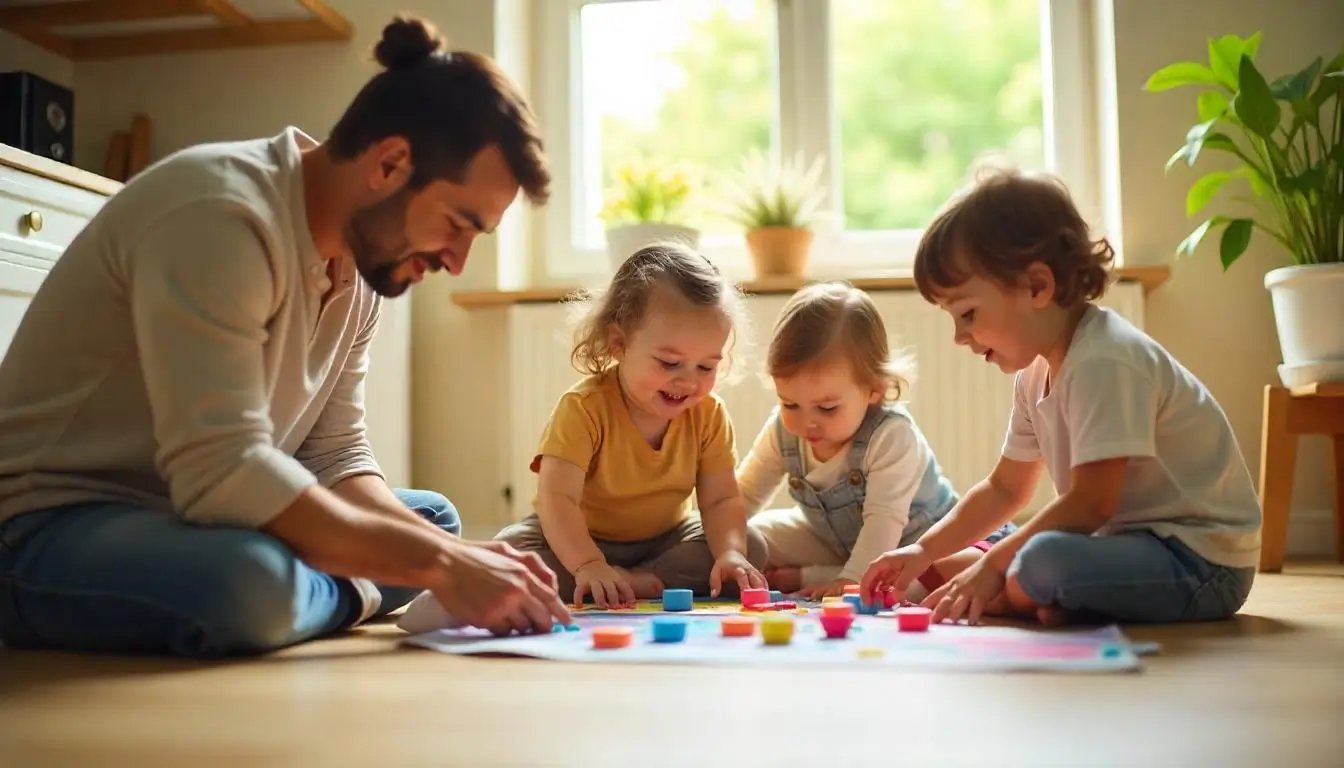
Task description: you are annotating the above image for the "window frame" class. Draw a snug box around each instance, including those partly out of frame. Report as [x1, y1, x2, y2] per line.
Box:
[531, 0, 1107, 287]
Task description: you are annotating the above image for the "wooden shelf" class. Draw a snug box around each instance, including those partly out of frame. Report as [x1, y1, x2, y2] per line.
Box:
[450, 265, 1173, 309]
[0, 0, 352, 60]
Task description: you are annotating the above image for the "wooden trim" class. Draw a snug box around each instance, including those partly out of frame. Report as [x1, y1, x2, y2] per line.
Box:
[0, 0, 198, 28]
[0, 144, 123, 198]
[0, 0, 353, 61]
[449, 265, 1173, 309]
[196, 0, 252, 26]
[71, 18, 348, 59]
[295, 0, 353, 37]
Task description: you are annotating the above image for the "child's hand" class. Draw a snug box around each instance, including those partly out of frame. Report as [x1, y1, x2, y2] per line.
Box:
[573, 561, 636, 608]
[709, 550, 767, 597]
[922, 559, 1005, 625]
[798, 578, 856, 600]
[860, 544, 933, 603]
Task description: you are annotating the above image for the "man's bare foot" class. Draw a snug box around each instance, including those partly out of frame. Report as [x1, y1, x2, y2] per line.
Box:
[764, 566, 802, 593]
[617, 567, 665, 599]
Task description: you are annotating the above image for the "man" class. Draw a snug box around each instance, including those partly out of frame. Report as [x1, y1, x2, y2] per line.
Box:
[0, 15, 570, 658]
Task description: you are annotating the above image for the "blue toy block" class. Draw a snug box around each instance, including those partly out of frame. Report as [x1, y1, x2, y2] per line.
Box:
[651, 615, 689, 643]
[843, 594, 863, 611]
[662, 588, 694, 612]
[768, 590, 783, 602]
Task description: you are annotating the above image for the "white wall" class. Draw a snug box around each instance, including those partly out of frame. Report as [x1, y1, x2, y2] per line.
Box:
[0, 30, 73, 88]
[1113, 0, 1342, 555]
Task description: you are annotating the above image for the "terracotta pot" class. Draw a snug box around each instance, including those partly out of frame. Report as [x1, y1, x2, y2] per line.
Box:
[746, 226, 813, 278]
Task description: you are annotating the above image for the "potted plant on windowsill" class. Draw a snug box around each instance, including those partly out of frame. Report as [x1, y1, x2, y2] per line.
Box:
[1146, 33, 1343, 386]
[722, 149, 829, 279]
[599, 162, 699, 272]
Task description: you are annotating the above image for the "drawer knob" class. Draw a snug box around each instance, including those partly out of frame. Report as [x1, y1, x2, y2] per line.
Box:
[23, 211, 43, 233]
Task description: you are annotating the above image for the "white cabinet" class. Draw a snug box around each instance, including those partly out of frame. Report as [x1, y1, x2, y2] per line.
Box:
[0, 147, 117, 360]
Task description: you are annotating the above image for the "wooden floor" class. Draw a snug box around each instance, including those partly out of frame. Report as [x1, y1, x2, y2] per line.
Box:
[2, 563, 1342, 767]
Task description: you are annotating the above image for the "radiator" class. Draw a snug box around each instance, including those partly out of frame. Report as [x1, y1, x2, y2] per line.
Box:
[506, 283, 1145, 521]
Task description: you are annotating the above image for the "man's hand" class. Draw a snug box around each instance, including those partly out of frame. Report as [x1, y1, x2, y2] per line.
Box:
[709, 550, 767, 598]
[467, 540, 559, 592]
[430, 540, 572, 636]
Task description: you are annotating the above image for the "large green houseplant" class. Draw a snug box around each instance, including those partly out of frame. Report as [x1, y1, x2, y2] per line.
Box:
[1145, 33, 1344, 385]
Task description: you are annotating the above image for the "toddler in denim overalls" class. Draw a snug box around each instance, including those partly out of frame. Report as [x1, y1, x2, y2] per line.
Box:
[737, 283, 1014, 601]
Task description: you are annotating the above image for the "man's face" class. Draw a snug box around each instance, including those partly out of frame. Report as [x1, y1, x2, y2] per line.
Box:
[346, 143, 521, 297]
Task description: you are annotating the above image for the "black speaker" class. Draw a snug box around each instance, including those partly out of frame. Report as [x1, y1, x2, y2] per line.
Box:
[0, 70, 75, 165]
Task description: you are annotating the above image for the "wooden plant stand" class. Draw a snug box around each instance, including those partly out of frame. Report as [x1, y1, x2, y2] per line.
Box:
[1259, 383, 1344, 572]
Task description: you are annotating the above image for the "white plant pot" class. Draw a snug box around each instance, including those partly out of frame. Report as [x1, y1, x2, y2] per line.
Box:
[604, 223, 700, 273]
[1264, 262, 1344, 386]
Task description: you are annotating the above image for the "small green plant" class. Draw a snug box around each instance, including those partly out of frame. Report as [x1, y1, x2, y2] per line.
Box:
[722, 149, 828, 230]
[598, 161, 693, 226]
[1144, 33, 1343, 270]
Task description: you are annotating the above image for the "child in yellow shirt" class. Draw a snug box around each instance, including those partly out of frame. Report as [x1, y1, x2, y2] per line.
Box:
[495, 243, 768, 607]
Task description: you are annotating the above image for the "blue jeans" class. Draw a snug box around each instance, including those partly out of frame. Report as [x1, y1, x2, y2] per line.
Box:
[0, 488, 458, 657]
[1009, 529, 1255, 623]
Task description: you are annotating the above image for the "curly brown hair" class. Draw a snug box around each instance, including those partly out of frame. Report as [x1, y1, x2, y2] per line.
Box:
[768, 282, 915, 402]
[913, 165, 1114, 308]
[567, 242, 748, 378]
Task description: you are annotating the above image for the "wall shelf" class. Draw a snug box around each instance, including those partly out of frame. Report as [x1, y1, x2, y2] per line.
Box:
[0, 0, 353, 60]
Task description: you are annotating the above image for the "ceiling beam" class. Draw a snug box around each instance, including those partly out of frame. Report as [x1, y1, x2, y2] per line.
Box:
[0, 0, 201, 29]
[70, 18, 349, 60]
[195, 1, 252, 26]
[294, 0, 352, 37]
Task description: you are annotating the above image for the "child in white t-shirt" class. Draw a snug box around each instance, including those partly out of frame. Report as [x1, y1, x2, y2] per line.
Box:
[738, 282, 1014, 601]
[862, 167, 1261, 626]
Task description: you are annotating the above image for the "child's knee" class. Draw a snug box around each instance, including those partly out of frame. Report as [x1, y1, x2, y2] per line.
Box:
[1008, 531, 1087, 605]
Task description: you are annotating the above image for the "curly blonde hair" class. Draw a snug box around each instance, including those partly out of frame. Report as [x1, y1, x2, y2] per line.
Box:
[914, 165, 1114, 307]
[768, 282, 915, 401]
[567, 242, 749, 380]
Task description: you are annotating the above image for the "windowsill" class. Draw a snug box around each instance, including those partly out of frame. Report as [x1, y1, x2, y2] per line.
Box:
[449, 264, 1171, 308]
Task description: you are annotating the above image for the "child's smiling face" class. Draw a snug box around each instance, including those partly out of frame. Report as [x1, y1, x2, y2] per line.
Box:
[774, 357, 883, 460]
[611, 282, 731, 424]
[932, 265, 1055, 374]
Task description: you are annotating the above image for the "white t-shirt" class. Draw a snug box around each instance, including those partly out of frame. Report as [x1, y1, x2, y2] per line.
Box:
[738, 410, 931, 581]
[1001, 305, 1261, 569]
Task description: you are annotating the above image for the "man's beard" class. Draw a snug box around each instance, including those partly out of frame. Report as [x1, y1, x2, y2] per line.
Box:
[345, 187, 434, 298]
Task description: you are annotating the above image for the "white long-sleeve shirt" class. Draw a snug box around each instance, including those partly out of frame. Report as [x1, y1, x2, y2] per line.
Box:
[737, 410, 933, 582]
[0, 127, 383, 528]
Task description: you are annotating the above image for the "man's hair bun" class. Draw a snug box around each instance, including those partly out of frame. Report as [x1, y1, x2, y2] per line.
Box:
[373, 15, 445, 70]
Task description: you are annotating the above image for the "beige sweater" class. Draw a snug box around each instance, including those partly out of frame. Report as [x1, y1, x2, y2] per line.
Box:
[0, 127, 383, 528]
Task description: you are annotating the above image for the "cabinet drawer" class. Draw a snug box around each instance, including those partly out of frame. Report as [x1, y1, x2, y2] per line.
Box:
[0, 162, 110, 273]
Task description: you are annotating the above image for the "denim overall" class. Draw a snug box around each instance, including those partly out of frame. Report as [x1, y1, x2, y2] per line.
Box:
[779, 402, 961, 557]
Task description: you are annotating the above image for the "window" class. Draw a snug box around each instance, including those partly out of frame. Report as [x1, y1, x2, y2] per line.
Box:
[535, 0, 1103, 283]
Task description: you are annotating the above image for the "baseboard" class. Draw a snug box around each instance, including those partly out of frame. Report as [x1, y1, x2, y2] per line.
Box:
[1287, 507, 1339, 557]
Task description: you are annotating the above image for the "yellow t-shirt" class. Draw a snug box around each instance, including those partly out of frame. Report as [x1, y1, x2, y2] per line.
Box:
[531, 368, 738, 542]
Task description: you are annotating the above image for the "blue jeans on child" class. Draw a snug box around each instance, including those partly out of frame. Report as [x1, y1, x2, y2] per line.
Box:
[0, 488, 458, 657]
[1008, 529, 1255, 623]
